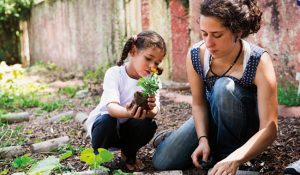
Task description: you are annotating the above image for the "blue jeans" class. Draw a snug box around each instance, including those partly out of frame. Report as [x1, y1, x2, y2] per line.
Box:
[152, 77, 259, 170]
[92, 114, 157, 160]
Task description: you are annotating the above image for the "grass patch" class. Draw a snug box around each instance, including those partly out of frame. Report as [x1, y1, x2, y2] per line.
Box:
[278, 81, 300, 106]
[39, 100, 65, 112]
[58, 86, 78, 97]
[0, 122, 28, 147]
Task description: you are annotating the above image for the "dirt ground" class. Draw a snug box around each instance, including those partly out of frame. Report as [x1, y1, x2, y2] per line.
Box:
[1, 78, 299, 174]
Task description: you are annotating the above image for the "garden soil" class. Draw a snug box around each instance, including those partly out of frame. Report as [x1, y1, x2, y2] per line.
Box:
[1, 79, 299, 175]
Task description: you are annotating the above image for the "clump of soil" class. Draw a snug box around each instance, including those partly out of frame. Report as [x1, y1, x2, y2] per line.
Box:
[131, 91, 150, 110]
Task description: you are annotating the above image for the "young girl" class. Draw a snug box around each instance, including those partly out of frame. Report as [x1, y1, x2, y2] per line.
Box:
[153, 0, 278, 174]
[86, 30, 166, 171]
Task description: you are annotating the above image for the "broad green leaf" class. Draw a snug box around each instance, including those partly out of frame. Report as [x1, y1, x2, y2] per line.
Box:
[59, 150, 72, 161]
[79, 148, 95, 166]
[28, 156, 60, 175]
[12, 154, 32, 169]
[0, 169, 9, 175]
[97, 148, 113, 163]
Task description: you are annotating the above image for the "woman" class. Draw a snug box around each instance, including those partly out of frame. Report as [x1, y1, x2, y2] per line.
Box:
[152, 0, 278, 174]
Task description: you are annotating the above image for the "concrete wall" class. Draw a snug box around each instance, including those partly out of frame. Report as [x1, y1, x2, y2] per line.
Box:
[29, 0, 125, 71]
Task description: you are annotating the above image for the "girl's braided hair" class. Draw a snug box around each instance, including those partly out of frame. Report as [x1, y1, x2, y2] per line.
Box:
[200, 0, 262, 38]
[117, 30, 167, 67]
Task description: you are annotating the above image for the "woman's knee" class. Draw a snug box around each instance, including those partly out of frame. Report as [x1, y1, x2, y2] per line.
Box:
[213, 77, 235, 99]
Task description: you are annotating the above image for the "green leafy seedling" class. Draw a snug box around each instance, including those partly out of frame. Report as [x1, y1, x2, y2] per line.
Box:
[0, 169, 9, 175]
[137, 69, 160, 96]
[59, 151, 73, 161]
[80, 148, 113, 172]
[11, 154, 34, 170]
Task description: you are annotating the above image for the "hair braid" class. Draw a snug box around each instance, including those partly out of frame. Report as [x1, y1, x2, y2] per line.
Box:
[117, 37, 135, 66]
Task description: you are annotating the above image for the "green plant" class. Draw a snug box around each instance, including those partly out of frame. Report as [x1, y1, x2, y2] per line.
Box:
[58, 86, 78, 97]
[84, 63, 110, 83]
[80, 148, 113, 172]
[0, 123, 28, 147]
[137, 68, 160, 96]
[11, 154, 35, 171]
[59, 151, 73, 161]
[0, 169, 8, 175]
[59, 114, 73, 122]
[39, 100, 65, 112]
[0, 0, 33, 64]
[0, 62, 44, 111]
[278, 81, 300, 106]
[113, 169, 134, 175]
[27, 60, 58, 74]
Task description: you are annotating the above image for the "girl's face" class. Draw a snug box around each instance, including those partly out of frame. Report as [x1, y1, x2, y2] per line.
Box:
[129, 47, 165, 79]
[199, 15, 237, 59]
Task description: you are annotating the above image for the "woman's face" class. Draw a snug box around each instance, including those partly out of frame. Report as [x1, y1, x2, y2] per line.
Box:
[199, 15, 237, 58]
[130, 47, 165, 78]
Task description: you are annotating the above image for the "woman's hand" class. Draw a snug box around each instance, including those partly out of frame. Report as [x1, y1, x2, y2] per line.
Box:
[191, 138, 211, 169]
[209, 158, 240, 175]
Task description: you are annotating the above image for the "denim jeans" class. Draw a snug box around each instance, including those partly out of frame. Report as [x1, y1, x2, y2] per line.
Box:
[152, 77, 259, 170]
[92, 114, 157, 160]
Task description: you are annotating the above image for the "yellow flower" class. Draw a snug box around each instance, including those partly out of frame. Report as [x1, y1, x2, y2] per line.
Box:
[150, 67, 158, 74]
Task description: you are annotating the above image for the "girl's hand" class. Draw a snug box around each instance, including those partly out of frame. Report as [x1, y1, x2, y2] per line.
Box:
[191, 139, 210, 168]
[126, 103, 147, 119]
[147, 95, 156, 110]
[209, 159, 239, 175]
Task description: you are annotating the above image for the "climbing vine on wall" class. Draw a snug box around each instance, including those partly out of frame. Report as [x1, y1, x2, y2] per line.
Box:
[0, 0, 33, 64]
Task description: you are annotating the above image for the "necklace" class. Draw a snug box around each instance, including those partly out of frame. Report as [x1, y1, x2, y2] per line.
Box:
[209, 41, 243, 77]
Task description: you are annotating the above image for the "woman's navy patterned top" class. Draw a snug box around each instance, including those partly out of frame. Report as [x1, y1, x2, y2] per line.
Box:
[190, 41, 265, 100]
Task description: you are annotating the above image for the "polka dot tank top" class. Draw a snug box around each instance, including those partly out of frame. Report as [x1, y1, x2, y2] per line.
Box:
[190, 41, 266, 98]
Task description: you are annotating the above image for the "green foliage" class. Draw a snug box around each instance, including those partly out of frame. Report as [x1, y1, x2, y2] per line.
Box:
[59, 151, 73, 161]
[137, 73, 160, 96]
[0, 0, 33, 63]
[11, 154, 35, 171]
[0, 0, 33, 22]
[113, 169, 134, 175]
[0, 169, 9, 175]
[58, 86, 78, 97]
[278, 81, 300, 106]
[59, 114, 73, 122]
[39, 100, 65, 112]
[80, 148, 113, 171]
[27, 60, 58, 74]
[0, 123, 28, 147]
[84, 63, 110, 83]
[0, 62, 44, 111]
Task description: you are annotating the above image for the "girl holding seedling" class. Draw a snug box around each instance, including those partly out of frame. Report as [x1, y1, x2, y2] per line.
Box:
[86, 30, 166, 171]
[152, 0, 278, 174]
